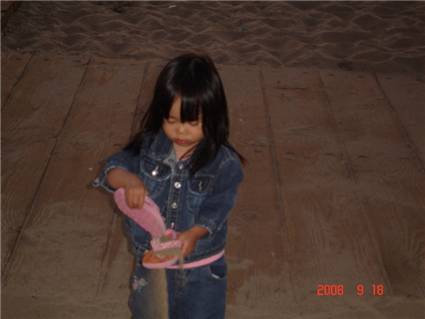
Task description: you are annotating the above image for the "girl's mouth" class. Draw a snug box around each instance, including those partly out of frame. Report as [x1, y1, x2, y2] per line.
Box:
[174, 139, 191, 146]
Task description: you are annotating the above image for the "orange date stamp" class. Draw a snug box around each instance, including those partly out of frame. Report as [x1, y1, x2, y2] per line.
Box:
[316, 284, 385, 296]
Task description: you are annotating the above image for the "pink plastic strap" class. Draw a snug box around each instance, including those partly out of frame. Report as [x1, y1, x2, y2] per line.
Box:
[167, 250, 225, 269]
[113, 188, 166, 238]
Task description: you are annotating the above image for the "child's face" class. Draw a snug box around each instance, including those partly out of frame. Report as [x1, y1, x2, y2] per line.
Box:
[162, 96, 204, 153]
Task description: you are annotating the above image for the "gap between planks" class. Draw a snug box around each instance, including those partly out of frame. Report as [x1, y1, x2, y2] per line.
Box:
[258, 67, 296, 303]
[2, 52, 34, 107]
[373, 73, 425, 176]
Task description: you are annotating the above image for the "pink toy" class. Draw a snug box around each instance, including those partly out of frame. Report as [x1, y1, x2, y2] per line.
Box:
[113, 187, 224, 269]
[113, 188, 166, 238]
[143, 229, 183, 269]
[113, 188, 181, 268]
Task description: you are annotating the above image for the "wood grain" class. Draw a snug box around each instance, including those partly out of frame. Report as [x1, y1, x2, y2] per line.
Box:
[263, 66, 391, 315]
[2, 54, 87, 273]
[221, 65, 294, 317]
[376, 73, 425, 169]
[1, 51, 32, 104]
[4, 57, 145, 318]
[3, 54, 425, 318]
[320, 70, 425, 297]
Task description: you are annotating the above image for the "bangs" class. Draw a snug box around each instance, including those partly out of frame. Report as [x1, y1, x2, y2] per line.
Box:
[180, 95, 202, 122]
[161, 93, 202, 123]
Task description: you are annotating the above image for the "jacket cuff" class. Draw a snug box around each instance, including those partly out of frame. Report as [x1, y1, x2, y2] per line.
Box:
[91, 165, 129, 193]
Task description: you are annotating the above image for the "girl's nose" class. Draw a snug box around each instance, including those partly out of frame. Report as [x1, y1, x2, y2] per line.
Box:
[177, 124, 185, 134]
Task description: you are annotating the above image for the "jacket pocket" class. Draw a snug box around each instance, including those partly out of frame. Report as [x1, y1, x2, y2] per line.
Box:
[187, 174, 213, 214]
[139, 156, 171, 195]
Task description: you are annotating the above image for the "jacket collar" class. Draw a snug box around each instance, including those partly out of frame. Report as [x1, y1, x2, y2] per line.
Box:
[148, 129, 173, 161]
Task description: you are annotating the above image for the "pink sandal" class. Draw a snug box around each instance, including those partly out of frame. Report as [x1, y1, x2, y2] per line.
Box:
[113, 188, 182, 268]
[143, 229, 182, 269]
[113, 188, 166, 238]
[113, 188, 223, 269]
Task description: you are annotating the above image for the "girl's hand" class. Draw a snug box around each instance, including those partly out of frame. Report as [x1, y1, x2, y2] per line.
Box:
[106, 167, 147, 209]
[124, 179, 147, 209]
[177, 226, 209, 257]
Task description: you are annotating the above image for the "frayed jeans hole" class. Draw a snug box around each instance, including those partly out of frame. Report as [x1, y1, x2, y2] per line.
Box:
[131, 276, 148, 292]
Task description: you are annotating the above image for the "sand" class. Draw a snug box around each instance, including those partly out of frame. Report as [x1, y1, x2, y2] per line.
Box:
[2, 1, 425, 74]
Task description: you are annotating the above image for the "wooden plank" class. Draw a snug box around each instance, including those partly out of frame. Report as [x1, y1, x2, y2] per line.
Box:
[320, 70, 425, 298]
[1, 54, 88, 271]
[376, 73, 425, 168]
[262, 67, 390, 316]
[4, 57, 146, 317]
[94, 60, 168, 319]
[1, 51, 32, 106]
[219, 65, 294, 318]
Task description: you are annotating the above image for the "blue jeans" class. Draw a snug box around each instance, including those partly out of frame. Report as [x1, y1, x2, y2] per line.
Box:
[129, 261, 154, 319]
[167, 257, 227, 319]
[129, 257, 227, 319]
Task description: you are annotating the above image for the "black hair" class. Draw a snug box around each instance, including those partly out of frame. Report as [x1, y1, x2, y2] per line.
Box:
[124, 53, 245, 174]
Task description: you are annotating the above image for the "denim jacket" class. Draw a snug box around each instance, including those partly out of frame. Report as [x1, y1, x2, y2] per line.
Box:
[92, 129, 243, 263]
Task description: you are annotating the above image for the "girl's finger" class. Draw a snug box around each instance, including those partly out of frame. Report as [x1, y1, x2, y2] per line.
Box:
[129, 191, 137, 208]
[125, 193, 132, 208]
[141, 188, 146, 207]
[137, 194, 145, 208]
[182, 241, 191, 257]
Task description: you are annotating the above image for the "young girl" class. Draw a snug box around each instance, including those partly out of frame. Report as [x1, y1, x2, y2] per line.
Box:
[92, 53, 244, 319]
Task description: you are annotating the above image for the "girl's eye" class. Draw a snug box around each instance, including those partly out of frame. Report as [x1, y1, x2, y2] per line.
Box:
[166, 118, 177, 124]
[189, 121, 199, 126]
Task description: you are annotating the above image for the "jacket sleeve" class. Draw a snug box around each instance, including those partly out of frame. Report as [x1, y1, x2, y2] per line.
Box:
[195, 159, 244, 236]
[91, 149, 140, 193]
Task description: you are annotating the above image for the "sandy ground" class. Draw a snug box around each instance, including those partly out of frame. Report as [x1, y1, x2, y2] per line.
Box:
[2, 1, 425, 74]
[2, 2, 425, 319]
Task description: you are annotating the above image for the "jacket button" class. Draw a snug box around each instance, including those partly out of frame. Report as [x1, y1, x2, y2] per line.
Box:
[171, 202, 178, 209]
[174, 182, 181, 189]
[178, 164, 184, 170]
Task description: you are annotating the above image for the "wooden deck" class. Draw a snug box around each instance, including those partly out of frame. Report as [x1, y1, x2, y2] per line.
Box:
[2, 52, 425, 318]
